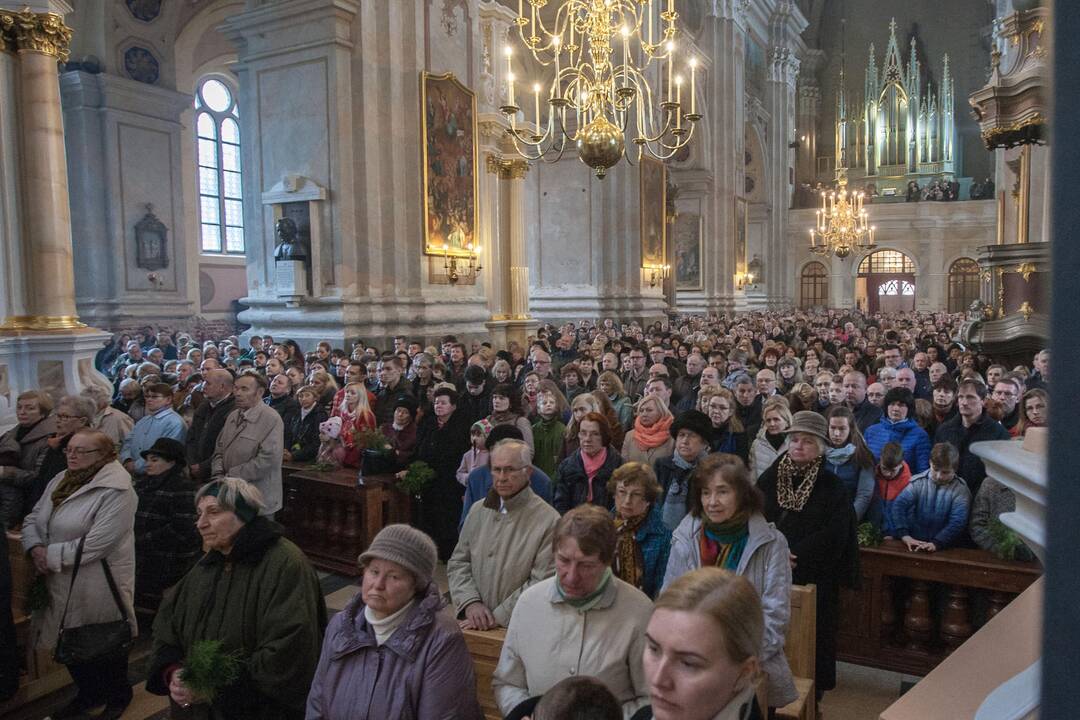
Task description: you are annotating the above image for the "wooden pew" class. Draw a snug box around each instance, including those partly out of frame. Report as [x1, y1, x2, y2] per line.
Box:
[1, 530, 72, 714]
[461, 627, 507, 720]
[777, 583, 817, 720]
[280, 464, 411, 575]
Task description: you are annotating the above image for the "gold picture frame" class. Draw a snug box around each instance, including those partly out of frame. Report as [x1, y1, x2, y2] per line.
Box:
[420, 71, 479, 258]
[640, 156, 667, 268]
[734, 195, 748, 273]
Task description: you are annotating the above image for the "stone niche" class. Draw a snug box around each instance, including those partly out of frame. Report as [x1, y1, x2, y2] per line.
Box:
[261, 175, 328, 305]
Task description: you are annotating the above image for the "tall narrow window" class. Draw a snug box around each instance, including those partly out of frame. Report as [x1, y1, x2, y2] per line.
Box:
[800, 262, 829, 308]
[948, 258, 981, 313]
[195, 77, 244, 254]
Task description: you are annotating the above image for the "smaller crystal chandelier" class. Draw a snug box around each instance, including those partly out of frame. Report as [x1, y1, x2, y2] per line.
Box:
[500, 0, 703, 179]
[809, 170, 876, 258]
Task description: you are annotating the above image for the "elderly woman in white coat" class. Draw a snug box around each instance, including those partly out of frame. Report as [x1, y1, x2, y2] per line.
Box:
[22, 429, 137, 720]
[661, 453, 797, 711]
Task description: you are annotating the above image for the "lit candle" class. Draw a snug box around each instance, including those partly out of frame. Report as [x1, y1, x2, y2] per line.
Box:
[689, 57, 697, 114]
[505, 47, 514, 106]
[675, 75, 683, 128]
[621, 25, 629, 72]
[552, 35, 561, 92]
[647, 0, 654, 46]
[666, 42, 674, 102]
[518, 0, 523, 20]
[534, 83, 541, 131]
[810, 229, 816, 247]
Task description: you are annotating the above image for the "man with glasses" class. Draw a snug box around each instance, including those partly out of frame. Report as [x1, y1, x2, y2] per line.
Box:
[120, 383, 186, 474]
[621, 347, 648, 401]
[449, 439, 560, 630]
[992, 378, 1023, 433]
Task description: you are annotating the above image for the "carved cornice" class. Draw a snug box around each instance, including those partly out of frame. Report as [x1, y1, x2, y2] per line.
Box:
[0, 10, 72, 61]
[485, 153, 529, 180]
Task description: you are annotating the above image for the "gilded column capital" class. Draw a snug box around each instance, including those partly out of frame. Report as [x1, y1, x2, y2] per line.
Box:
[3, 10, 72, 61]
[485, 153, 530, 180]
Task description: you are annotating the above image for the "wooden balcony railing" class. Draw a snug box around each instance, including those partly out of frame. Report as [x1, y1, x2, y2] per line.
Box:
[837, 540, 1041, 676]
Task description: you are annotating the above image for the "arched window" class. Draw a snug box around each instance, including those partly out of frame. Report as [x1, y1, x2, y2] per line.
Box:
[877, 280, 915, 296]
[948, 257, 981, 313]
[858, 250, 915, 274]
[800, 262, 829, 308]
[195, 77, 244, 254]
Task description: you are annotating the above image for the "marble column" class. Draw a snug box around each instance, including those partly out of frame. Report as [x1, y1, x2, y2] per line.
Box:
[0, 3, 111, 430]
[765, 1, 806, 308]
[485, 154, 537, 346]
[1, 7, 81, 329]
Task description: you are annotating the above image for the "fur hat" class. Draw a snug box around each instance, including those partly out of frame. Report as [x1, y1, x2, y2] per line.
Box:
[670, 409, 713, 443]
[358, 524, 437, 588]
[319, 416, 343, 440]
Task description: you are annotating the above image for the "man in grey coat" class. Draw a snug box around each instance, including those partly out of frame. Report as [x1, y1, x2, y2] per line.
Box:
[211, 372, 284, 515]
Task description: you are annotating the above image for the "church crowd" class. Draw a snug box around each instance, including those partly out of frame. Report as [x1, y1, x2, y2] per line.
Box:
[0, 309, 1048, 720]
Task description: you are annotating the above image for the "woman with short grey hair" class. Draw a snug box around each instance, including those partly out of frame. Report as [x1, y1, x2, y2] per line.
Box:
[30, 395, 99, 510]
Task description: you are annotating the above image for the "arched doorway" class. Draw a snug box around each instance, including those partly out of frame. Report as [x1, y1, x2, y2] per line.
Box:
[948, 257, 981, 313]
[857, 250, 916, 313]
[800, 262, 829, 308]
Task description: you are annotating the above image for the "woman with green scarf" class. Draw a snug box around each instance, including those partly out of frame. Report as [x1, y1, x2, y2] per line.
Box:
[661, 453, 798, 711]
[493, 505, 653, 719]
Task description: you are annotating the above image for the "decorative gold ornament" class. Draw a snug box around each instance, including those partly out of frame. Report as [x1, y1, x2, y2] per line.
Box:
[0, 315, 86, 332]
[500, 0, 703, 179]
[980, 113, 1045, 150]
[809, 170, 876, 258]
[486, 154, 530, 180]
[997, 267, 1006, 318]
[1019, 301, 1034, 321]
[1016, 262, 1037, 281]
[2, 10, 72, 61]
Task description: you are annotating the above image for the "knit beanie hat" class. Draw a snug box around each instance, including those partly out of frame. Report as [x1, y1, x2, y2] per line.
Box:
[358, 524, 437, 588]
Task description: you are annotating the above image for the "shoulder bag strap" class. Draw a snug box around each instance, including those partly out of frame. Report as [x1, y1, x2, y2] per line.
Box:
[56, 535, 130, 635]
[56, 535, 86, 635]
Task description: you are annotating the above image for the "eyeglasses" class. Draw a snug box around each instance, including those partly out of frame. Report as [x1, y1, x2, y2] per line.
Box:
[64, 447, 102, 457]
[55, 413, 84, 421]
[491, 465, 525, 475]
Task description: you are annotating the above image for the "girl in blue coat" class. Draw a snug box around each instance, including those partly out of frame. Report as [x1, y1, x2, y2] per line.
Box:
[863, 388, 931, 474]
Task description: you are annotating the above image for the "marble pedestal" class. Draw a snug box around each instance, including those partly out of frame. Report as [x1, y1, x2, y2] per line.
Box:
[0, 329, 112, 432]
[484, 318, 540, 349]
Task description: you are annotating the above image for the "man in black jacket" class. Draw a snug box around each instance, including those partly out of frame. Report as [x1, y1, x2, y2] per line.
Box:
[186, 369, 236, 481]
[843, 371, 883, 433]
[0, 539, 17, 702]
[934, 378, 1010, 497]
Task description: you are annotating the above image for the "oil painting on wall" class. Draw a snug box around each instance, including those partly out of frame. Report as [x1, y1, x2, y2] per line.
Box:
[421, 72, 478, 257]
[640, 157, 667, 268]
[675, 212, 702, 290]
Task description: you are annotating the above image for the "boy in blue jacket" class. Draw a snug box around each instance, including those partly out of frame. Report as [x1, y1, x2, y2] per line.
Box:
[892, 442, 971, 552]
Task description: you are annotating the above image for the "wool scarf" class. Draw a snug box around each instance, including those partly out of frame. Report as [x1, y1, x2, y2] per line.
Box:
[775, 454, 823, 512]
[699, 514, 750, 571]
[51, 452, 114, 507]
[613, 512, 648, 589]
[557, 567, 613, 611]
[633, 414, 674, 449]
[825, 444, 856, 465]
[581, 448, 608, 502]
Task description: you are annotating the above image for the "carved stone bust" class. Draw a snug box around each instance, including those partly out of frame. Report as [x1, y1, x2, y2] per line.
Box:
[273, 217, 308, 262]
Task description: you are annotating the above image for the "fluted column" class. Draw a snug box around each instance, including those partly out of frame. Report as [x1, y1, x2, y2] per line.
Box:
[0, 8, 81, 330]
[485, 154, 535, 345]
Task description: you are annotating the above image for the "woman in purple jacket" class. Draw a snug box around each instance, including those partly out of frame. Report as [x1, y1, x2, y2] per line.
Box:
[305, 524, 482, 720]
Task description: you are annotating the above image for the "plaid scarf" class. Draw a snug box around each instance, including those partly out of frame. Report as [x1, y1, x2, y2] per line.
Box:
[613, 512, 648, 590]
[776, 454, 823, 512]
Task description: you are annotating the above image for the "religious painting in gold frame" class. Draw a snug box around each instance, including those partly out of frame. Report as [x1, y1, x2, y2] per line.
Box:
[734, 195, 748, 273]
[640, 157, 667, 268]
[420, 72, 478, 258]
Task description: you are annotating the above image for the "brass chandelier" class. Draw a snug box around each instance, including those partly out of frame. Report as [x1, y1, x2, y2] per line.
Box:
[809, 170, 876, 258]
[500, 0, 702, 179]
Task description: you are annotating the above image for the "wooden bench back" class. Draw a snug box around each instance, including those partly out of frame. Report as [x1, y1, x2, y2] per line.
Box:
[462, 627, 508, 720]
[784, 583, 816, 681]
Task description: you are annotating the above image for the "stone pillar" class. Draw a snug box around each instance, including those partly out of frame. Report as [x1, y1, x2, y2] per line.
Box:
[485, 155, 537, 346]
[796, 49, 825, 186]
[0, 7, 80, 330]
[765, 1, 806, 308]
[697, 5, 746, 313]
[0, 3, 111, 429]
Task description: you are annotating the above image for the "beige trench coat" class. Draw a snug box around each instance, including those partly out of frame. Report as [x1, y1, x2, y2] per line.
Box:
[21, 461, 138, 650]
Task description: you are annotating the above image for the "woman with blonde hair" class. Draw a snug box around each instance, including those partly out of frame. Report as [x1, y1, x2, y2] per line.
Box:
[308, 369, 339, 415]
[332, 382, 378, 467]
[559, 393, 602, 463]
[598, 371, 634, 431]
[749, 397, 792, 480]
[621, 395, 674, 466]
[632, 568, 766, 720]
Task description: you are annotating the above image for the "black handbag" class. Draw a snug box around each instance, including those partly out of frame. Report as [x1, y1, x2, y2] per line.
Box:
[53, 535, 133, 666]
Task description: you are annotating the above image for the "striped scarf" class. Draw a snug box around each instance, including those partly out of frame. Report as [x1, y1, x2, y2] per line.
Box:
[699, 514, 750, 571]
